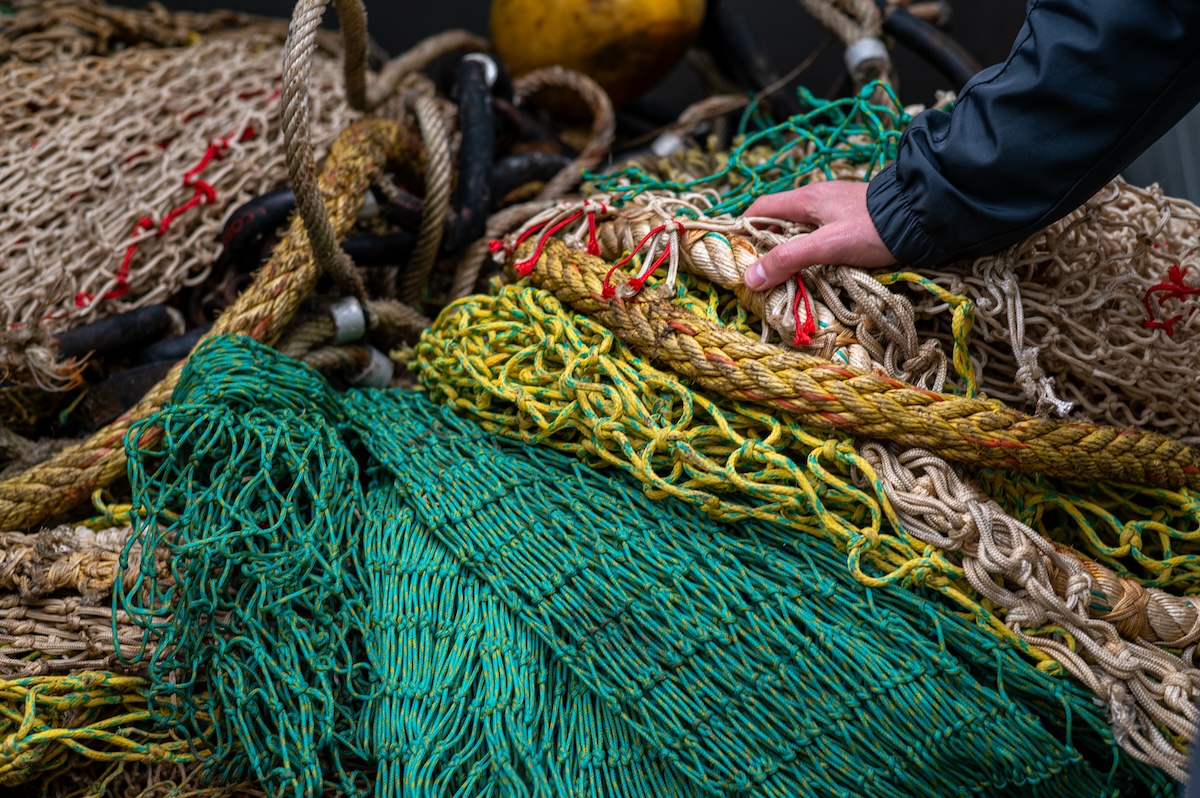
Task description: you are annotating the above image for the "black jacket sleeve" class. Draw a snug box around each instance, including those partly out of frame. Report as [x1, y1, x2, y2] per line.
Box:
[866, 0, 1200, 268]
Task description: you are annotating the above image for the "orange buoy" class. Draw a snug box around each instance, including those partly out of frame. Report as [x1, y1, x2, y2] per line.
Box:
[490, 0, 706, 108]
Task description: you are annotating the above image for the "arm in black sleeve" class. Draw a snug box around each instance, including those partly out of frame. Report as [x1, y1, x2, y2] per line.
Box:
[866, 0, 1200, 268]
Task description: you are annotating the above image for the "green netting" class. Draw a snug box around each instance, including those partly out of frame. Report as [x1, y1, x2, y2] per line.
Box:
[117, 335, 1174, 797]
[587, 83, 909, 216]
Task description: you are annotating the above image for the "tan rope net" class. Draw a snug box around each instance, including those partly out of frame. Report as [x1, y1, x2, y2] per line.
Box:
[0, 28, 356, 390]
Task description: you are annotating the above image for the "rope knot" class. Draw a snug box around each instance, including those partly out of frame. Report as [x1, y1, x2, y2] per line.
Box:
[1005, 597, 1048, 629]
[601, 220, 686, 301]
[1159, 672, 1195, 712]
[1062, 571, 1094, 616]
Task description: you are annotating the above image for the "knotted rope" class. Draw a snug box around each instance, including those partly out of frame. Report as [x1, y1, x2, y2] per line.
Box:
[513, 66, 615, 200]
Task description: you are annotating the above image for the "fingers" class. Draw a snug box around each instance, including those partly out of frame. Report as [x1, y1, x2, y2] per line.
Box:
[744, 188, 821, 226]
[744, 181, 864, 226]
[743, 225, 847, 291]
[742, 181, 897, 291]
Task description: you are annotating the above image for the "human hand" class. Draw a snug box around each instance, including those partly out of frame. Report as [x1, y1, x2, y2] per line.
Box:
[742, 181, 898, 292]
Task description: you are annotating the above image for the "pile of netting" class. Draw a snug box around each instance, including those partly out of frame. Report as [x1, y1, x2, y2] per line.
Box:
[111, 334, 1172, 798]
[4, 0, 1200, 793]
[580, 87, 1200, 444]
[433, 81, 1200, 782]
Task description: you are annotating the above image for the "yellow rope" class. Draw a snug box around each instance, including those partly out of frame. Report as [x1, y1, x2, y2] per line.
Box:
[519, 238, 1200, 490]
[0, 674, 204, 786]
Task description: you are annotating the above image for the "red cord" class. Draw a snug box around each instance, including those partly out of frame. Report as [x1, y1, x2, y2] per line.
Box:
[601, 224, 671, 299]
[791, 275, 817, 346]
[1142, 263, 1200, 336]
[77, 125, 258, 309]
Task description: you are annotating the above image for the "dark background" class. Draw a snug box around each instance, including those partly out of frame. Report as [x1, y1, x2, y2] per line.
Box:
[112, 0, 1029, 109]
[109, 0, 1198, 199]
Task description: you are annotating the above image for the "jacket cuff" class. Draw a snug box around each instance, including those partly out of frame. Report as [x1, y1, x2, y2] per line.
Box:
[865, 162, 942, 268]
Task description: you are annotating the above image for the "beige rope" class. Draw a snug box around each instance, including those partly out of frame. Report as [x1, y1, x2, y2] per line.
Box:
[858, 441, 1197, 780]
[276, 315, 337, 359]
[369, 30, 489, 110]
[513, 67, 616, 200]
[449, 199, 560, 300]
[368, 298, 432, 340]
[398, 92, 454, 306]
[446, 68, 616, 302]
[280, 0, 373, 302]
[301, 345, 370, 375]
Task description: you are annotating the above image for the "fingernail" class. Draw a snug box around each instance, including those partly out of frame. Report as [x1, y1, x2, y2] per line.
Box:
[745, 262, 766, 291]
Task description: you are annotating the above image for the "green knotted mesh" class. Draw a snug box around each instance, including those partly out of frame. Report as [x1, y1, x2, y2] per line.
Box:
[116, 335, 1173, 797]
[587, 82, 910, 217]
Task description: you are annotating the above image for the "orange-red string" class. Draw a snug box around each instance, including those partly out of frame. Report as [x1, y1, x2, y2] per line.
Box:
[1142, 263, 1200, 336]
[601, 224, 671, 299]
[499, 203, 607, 276]
[791, 274, 817, 346]
[76, 127, 256, 308]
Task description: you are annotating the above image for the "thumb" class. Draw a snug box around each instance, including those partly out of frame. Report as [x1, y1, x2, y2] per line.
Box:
[743, 226, 848, 291]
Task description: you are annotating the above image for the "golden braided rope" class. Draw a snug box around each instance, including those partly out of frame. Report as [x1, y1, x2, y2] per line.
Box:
[521, 238, 1200, 489]
[0, 118, 416, 531]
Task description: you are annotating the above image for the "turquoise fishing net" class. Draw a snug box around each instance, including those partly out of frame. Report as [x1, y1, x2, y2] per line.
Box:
[587, 82, 910, 217]
[116, 335, 1173, 797]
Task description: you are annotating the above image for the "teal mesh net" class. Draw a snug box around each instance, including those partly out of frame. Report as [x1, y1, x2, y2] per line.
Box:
[587, 83, 910, 217]
[117, 335, 1173, 797]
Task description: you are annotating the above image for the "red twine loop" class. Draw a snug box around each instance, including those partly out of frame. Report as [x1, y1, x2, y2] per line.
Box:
[600, 222, 683, 299]
[1142, 262, 1200, 336]
[509, 202, 608, 276]
[791, 275, 817, 346]
[79, 124, 258, 309]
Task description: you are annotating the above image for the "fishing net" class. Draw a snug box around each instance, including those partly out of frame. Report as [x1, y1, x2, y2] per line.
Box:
[113, 333, 1172, 798]
[0, 0, 287, 65]
[445, 82, 1200, 778]
[2, 0, 1199, 789]
[0, 28, 356, 390]
[417, 240, 1200, 775]
[583, 85, 1200, 443]
[0, 671, 199, 789]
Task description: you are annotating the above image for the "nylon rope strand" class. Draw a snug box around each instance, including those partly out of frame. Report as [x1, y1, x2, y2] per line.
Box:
[114, 334, 1173, 797]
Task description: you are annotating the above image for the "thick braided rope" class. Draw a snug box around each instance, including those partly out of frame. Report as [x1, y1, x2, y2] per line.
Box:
[521, 238, 1200, 489]
[0, 119, 414, 531]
